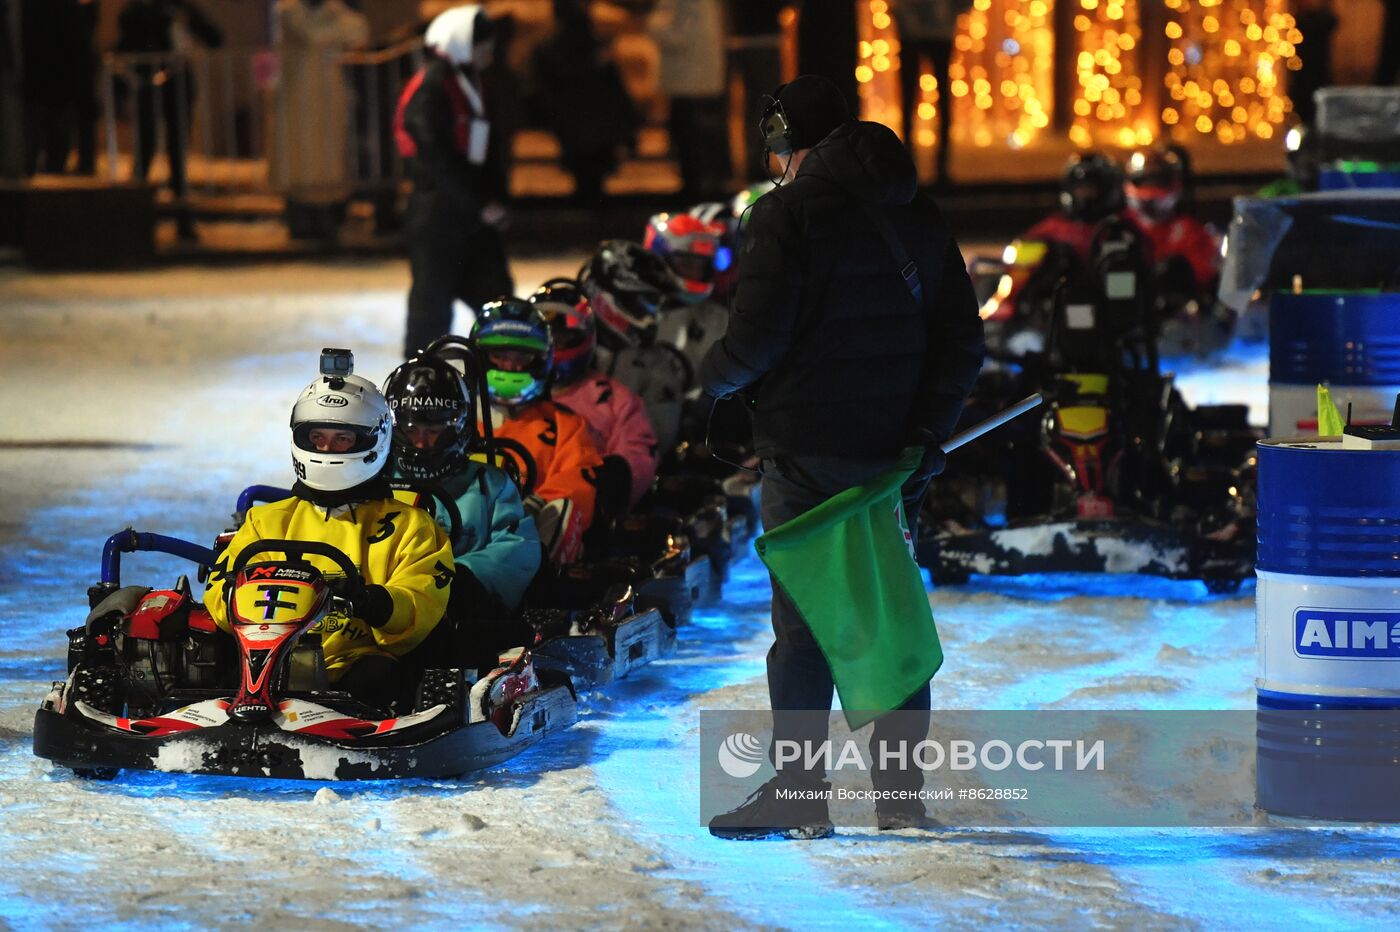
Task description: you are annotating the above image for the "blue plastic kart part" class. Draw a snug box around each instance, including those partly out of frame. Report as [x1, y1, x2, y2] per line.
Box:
[235, 484, 293, 516]
[100, 530, 218, 587]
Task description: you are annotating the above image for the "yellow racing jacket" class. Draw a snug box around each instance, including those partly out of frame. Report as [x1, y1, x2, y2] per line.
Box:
[203, 495, 455, 680]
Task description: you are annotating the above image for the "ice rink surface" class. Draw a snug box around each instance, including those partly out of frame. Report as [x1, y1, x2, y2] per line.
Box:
[1, 260, 1396, 930]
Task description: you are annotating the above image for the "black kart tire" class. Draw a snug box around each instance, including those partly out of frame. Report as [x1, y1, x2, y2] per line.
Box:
[929, 566, 972, 587]
[70, 665, 123, 716]
[415, 668, 466, 717]
[1203, 577, 1244, 595]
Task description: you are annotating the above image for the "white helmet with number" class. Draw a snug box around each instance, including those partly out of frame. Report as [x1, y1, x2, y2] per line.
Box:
[289, 373, 392, 491]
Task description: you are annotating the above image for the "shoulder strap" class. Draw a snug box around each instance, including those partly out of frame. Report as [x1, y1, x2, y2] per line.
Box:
[813, 170, 924, 306]
[856, 198, 923, 306]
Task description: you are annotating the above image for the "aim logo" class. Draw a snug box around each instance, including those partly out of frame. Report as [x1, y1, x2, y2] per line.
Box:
[1294, 609, 1400, 660]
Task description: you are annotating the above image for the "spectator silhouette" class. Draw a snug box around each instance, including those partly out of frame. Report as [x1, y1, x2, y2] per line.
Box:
[115, 0, 223, 240]
[893, 0, 971, 188]
[531, 0, 636, 206]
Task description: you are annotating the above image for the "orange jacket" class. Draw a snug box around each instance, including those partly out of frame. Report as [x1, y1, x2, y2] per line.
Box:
[487, 400, 604, 560]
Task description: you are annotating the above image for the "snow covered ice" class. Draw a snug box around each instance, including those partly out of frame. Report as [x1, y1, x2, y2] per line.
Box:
[2, 262, 1398, 929]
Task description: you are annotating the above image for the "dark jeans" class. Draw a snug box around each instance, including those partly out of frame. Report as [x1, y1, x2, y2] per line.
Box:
[760, 454, 932, 793]
[403, 192, 514, 357]
[132, 77, 190, 196]
[898, 38, 953, 184]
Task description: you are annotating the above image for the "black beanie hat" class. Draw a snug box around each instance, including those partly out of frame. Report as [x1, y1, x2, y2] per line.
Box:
[775, 75, 852, 151]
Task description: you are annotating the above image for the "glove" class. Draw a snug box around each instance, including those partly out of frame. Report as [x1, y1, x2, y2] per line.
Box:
[447, 565, 492, 618]
[524, 496, 582, 565]
[346, 583, 394, 629]
[596, 454, 633, 519]
[900, 442, 947, 507]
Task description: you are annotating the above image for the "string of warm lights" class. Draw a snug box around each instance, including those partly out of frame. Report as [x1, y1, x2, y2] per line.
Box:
[856, 0, 1053, 150]
[853, 0, 1301, 156]
[1161, 0, 1300, 143]
[1069, 0, 1155, 149]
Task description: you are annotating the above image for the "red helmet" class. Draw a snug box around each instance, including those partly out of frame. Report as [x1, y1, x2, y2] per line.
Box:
[643, 211, 729, 302]
[528, 278, 595, 387]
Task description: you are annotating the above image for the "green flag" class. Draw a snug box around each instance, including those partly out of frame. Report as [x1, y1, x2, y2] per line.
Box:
[1317, 384, 1345, 436]
[755, 447, 942, 730]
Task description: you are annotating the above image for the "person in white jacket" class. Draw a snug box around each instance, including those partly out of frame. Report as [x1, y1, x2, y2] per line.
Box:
[270, 0, 368, 240]
[648, 0, 730, 199]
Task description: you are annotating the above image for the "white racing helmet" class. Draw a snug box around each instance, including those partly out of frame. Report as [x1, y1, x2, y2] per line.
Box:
[425, 5, 492, 66]
[290, 372, 392, 491]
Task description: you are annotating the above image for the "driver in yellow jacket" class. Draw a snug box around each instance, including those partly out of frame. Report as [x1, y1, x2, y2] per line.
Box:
[204, 361, 454, 711]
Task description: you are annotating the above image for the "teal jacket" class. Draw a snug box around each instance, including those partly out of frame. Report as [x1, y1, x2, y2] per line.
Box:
[393, 460, 540, 612]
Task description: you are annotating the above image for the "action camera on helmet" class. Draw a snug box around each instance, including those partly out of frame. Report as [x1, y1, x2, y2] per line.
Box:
[319, 348, 354, 378]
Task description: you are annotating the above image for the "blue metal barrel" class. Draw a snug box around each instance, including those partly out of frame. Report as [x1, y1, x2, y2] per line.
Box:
[1255, 439, 1400, 820]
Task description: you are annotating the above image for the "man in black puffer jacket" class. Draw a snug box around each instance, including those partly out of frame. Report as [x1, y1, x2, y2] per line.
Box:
[701, 75, 984, 839]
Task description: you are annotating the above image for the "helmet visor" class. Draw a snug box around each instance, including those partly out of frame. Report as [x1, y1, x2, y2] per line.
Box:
[668, 252, 716, 284]
[293, 422, 380, 455]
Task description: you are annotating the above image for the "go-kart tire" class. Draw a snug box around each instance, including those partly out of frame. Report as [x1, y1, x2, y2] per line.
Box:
[1202, 577, 1244, 595]
[416, 668, 466, 718]
[929, 565, 972, 587]
[70, 665, 123, 716]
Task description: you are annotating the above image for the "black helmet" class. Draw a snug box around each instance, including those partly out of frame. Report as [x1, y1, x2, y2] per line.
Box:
[382, 355, 473, 481]
[1125, 147, 1186, 221]
[529, 278, 596, 387]
[578, 240, 677, 348]
[1060, 152, 1125, 222]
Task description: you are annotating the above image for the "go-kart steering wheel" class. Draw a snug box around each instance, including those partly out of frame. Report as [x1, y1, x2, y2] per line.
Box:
[230, 539, 363, 596]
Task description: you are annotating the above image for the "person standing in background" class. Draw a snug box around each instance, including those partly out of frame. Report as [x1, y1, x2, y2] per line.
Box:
[271, 0, 368, 242]
[1292, 0, 1336, 124]
[795, 0, 858, 122]
[531, 0, 637, 206]
[1376, 0, 1400, 86]
[21, 0, 98, 175]
[648, 0, 730, 200]
[893, 0, 971, 188]
[115, 0, 223, 241]
[726, 0, 784, 180]
[394, 5, 514, 358]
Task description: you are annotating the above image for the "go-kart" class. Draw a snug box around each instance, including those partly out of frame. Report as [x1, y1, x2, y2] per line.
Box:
[33, 533, 577, 781]
[523, 565, 676, 688]
[918, 226, 1260, 593]
[972, 220, 1237, 362]
[229, 481, 682, 693]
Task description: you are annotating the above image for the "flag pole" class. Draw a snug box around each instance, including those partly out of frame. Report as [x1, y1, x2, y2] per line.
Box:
[941, 394, 1044, 454]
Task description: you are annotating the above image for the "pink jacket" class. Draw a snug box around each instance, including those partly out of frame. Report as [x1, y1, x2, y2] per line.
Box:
[553, 373, 660, 508]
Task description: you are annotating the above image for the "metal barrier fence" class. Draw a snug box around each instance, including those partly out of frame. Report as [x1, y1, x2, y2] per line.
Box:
[99, 40, 425, 199]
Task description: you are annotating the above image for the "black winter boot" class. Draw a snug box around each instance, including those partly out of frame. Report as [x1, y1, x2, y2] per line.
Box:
[708, 776, 835, 840]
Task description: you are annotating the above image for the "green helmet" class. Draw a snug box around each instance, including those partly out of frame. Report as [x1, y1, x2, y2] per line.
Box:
[470, 297, 554, 407]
